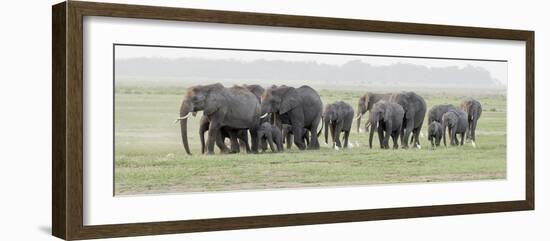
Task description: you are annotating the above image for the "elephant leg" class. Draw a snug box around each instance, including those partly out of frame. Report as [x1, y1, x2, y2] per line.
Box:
[292, 125, 306, 150]
[199, 121, 209, 154]
[216, 132, 230, 154]
[267, 133, 277, 152]
[413, 128, 421, 148]
[206, 122, 221, 155]
[308, 131, 319, 150]
[391, 131, 399, 149]
[334, 125, 343, 148]
[227, 130, 240, 153]
[343, 130, 350, 148]
[257, 132, 267, 152]
[329, 124, 336, 148]
[309, 118, 321, 149]
[399, 127, 405, 147]
[286, 134, 292, 149]
[452, 128, 459, 145]
[471, 119, 478, 144]
[451, 128, 458, 146]
[238, 131, 251, 153]
[383, 123, 394, 149]
[276, 136, 284, 152]
[304, 130, 311, 146]
[249, 128, 259, 154]
[402, 120, 414, 149]
[262, 138, 268, 152]
[465, 120, 471, 140]
[460, 133, 465, 146]
[377, 125, 385, 149]
[324, 120, 330, 146]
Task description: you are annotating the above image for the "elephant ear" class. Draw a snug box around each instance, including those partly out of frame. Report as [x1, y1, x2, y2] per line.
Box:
[279, 87, 300, 114]
[203, 84, 224, 115]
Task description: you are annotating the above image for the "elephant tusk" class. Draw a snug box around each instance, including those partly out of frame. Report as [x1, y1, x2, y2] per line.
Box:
[181, 112, 192, 119]
[354, 113, 363, 120]
[174, 113, 192, 124]
[260, 113, 269, 119]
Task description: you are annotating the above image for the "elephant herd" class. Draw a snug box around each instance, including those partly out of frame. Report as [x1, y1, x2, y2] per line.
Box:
[175, 83, 482, 155]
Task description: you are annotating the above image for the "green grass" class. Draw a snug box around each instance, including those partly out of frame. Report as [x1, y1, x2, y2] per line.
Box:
[115, 85, 506, 195]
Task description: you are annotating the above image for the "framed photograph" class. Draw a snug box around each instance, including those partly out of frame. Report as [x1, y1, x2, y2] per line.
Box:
[52, 1, 534, 240]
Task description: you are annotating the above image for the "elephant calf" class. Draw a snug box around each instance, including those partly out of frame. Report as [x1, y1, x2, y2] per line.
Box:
[258, 122, 284, 152]
[323, 101, 354, 150]
[428, 121, 443, 148]
[442, 110, 468, 146]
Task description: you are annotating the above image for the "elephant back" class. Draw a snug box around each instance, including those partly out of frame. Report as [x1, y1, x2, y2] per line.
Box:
[390, 91, 426, 127]
[297, 85, 323, 112]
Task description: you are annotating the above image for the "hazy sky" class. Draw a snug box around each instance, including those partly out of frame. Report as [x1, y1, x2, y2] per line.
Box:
[115, 45, 507, 86]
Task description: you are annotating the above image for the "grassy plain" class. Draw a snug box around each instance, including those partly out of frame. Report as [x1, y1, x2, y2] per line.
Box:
[114, 84, 506, 195]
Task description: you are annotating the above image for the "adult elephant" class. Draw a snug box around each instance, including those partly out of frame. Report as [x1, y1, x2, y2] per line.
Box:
[460, 98, 482, 147]
[356, 92, 392, 132]
[176, 83, 261, 155]
[428, 104, 457, 123]
[260, 85, 322, 150]
[197, 84, 265, 154]
[390, 92, 427, 149]
[323, 101, 354, 150]
[368, 100, 404, 149]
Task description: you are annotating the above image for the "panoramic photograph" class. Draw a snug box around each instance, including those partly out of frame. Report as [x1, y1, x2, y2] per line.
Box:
[114, 44, 507, 195]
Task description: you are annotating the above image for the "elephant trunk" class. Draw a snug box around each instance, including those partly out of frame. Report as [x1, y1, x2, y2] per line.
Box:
[355, 112, 364, 133]
[356, 102, 367, 133]
[368, 115, 376, 148]
[180, 118, 191, 155]
[179, 102, 193, 155]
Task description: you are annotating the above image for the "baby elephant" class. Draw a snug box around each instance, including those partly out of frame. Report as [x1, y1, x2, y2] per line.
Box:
[258, 122, 284, 152]
[323, 101, 355, 150]
[442, 110, 468, 146]
[428, 121, 443, 148]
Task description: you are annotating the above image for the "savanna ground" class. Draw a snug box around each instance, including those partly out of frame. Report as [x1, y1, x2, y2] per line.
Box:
[114, 84, 506, 195]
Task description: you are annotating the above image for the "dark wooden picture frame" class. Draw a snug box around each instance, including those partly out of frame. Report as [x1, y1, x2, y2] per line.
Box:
[52, 1, 534, 240]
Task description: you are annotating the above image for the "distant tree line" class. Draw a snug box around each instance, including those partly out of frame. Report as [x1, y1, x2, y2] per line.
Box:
[115, 57, 503, 89]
